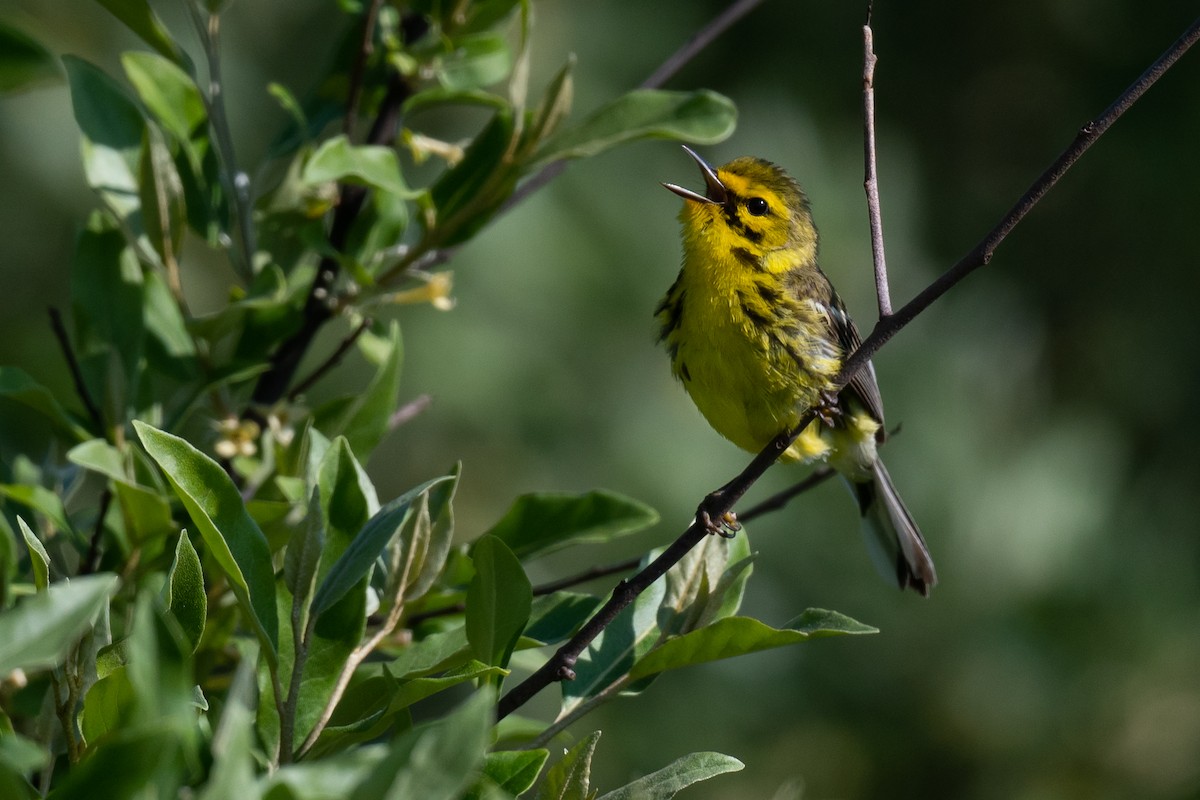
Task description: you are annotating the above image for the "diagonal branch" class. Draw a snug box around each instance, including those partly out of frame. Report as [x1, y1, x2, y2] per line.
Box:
[497, 13, 1200, 722]
[47, 307, 103, 434]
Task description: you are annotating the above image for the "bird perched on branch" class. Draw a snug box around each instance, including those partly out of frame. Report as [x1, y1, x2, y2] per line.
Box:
[656, 146, 936, 595]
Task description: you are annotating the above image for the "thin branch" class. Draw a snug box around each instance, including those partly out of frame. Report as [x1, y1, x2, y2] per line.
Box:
[639, 0, 766, 90]
[47, 307, 103, 434]
[286, 317, 373, 402]
[497, 13, 1200, 722]
[343, 0, 386, 140]
[840, 13, 1200, 388]
[188, 6, 256, 283]
[861, 9, 892, 317]
[79, 489, 112, 576]
[532, 556, 642, 596]
[738, 466, 836, 523]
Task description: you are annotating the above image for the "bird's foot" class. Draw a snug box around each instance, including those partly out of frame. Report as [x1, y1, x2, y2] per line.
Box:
[815, 390, 842, 427]
[696, 496, 740, 538]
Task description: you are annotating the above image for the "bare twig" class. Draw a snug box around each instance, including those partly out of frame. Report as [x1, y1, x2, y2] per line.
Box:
[861, 8, 892, 317]
[389, 393, 433, 429]
[187, 6, 256, 283]
[47, 307, 103, 434]
[497, 14, 1200, 721]
[286, 318, 374, 402]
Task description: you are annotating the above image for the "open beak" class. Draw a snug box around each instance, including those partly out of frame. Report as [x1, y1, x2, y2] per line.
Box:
[662, 145, 727, 205]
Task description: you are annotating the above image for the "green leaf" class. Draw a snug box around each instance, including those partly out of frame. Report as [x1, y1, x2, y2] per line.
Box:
[121, 51, 205, 149]
[562, 572, 663, 712]
[1, 485, 76, 545]
[524, 592, 602, 645]
[0, 367, 91, 443]
[67, 439, 125, 482]
[263, 747, 389, 800]
[478, 749, 549, 797]
[311, 474, 452, 616]
[537, 730, 600, 800]
[389, 626, 471, 679]
[0, 574, 118, 675]
[485, 489, 658, 560]
[80, 666, 135, 745]
[427, 110, 517, 246]
[164, 532, 207, 651]
[533, 89, 736, 166]
[436, 32, 512, 91]
[0, 23, 59, 94]
[628, 611, 877, 682]
[401, 463, 459, 601]
[63, 56, 146, 225]
[465, 536, 531, 674]
[356, 688, 493, 800]
[16, 517, 49, 591]
[303, 135, 414, 198]
[390, 660, 505, 711]
[92, 0, 188, 66]
[594, 752, 744, 800]
[134, 421, 278, 656]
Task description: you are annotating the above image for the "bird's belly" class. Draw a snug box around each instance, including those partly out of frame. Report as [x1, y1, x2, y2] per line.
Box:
[675, 314, 822, 456]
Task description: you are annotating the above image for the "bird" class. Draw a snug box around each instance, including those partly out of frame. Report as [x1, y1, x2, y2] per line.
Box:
[655, 146, 936, 595]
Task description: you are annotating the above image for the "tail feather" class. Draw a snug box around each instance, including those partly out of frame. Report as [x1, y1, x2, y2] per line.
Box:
[850, 461, 937, 596]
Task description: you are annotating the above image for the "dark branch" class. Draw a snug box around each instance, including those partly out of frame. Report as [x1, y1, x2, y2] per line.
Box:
[79, 489, 112, 576]
[286, 317, 373, 401]
[343, 0, 386, 140]
[48, 307, 104, 434]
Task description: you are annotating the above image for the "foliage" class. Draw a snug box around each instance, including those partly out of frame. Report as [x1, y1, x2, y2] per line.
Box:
[0, 1, 871, 798]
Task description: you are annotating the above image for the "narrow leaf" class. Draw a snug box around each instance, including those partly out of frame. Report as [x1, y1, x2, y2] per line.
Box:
[0, 23, 59, 94]
[629, 612, 877, 682]
[16, 517, 49, 590]
[303, 135, 414, 198]
[284, 489, 325, 604]
[533, 89, 736, 166]
[537, 730, 600, 800]
[93, 0, 188, 66]
[480, 749, 549, 796]
[134, 420, 278, 655]
[465, 536, 531, 673]
[311, 475, 452, 616]
[164, 531, 206, 651]
[485, 489, 658, 560]
[595, 752, 743, 800]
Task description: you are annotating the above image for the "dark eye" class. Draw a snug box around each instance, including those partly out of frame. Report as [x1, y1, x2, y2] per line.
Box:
[746, 197, 769, 216]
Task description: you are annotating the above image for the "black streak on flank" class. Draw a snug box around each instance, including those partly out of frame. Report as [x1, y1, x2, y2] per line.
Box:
[680, 361, 691, 381]
[756, 281, 781, 306]
[730, 247, 760, 271]
[739, 292, 772, 329]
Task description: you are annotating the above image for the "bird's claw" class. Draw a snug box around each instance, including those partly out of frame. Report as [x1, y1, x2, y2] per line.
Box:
[815, 390, 842, 427]
[698, 508, 740, 538]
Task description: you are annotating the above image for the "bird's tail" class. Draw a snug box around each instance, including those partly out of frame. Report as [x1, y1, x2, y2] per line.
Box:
[849, 460, 937, 596]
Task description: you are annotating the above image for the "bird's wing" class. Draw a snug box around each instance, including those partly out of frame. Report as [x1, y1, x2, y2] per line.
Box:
[822, 293, 887, 429]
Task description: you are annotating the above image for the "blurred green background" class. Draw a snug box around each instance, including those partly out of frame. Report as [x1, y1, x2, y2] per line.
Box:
[2, 1, 1200, 797]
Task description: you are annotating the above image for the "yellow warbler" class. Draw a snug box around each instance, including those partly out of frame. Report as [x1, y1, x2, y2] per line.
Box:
[656, 147, 936, 595]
